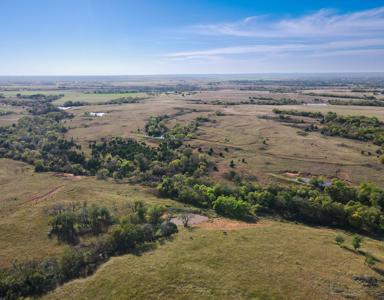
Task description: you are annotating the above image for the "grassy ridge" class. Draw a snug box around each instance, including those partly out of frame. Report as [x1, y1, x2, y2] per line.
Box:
[45, 223, 384, 300]
[0, 159, 185, 268]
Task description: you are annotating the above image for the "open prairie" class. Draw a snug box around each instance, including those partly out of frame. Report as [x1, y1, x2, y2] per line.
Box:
[1, 75, 384, 299]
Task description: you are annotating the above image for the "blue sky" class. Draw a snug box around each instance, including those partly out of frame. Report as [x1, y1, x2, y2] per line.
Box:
[0, 0, 383, 75]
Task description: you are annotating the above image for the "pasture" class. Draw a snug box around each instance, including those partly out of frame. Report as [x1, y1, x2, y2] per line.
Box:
[1, 77, 384, 299]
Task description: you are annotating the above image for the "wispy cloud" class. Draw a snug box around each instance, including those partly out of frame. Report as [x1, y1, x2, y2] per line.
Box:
[165, 7, 384, 65]
[187, 7, 384, 38]
[166, 39, 384, 59]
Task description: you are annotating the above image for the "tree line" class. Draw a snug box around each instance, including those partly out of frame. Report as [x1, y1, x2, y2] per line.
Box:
[273, 109, 384, 153]
[0, 202, 177, 299]
[157, 174, 384, 234]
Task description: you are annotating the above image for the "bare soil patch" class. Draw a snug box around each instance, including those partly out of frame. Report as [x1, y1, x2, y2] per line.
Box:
[52, 173, 82, 180]
[170, 213, 208, 226]
[197, 218, 265, 230]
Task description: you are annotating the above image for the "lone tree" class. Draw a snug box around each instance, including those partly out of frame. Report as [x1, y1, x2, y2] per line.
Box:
[180, 214, 191, 228]
[229, 160, 235, 168]
[352, 235, 363, 251]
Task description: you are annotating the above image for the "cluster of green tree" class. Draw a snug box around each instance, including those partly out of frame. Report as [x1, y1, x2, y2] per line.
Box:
[89, 90, 139, 94]
[273, 110, 384, 147]
[249, 97, 304, 105]
[27, 102, 61, 115]
[62, 97, 140, 107]
[0, 111, 87, 174]
[195, 115, 213, 123]
[15, 93, 64, 101]
[0, 102, 213, 182]
[48, 203, 113, 243]
[89, 137, 213, 183]
[1, 93, 64, 115]
[199, 98, 303, 106]
[273, 109, 324, 119]
[89, 137, 156, 179]
[87, 84, 199, 93]
[329, 99, 384, 107]
[0, 110, 12, 116]
[158, 175, 384, 234]
[1, 98, 35, 107]
[320, 112, 384, 146]
[144, 115, 169, 137]
[61, 100, 87, 107]
[103, 96, 140, 105]
[144, 114, 201, 147]
[246, 98, 303, 105]
[305, 92, 377, 100]
[0, 202, 177, 299]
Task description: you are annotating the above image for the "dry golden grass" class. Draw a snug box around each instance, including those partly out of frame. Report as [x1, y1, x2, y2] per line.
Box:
[0, 159, 185, 267]
[1, 85, 384, 299]
[45, 221, 384, 300]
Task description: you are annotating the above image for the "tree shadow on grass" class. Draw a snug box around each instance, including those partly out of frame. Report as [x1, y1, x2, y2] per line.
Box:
[339, 245, 382, 263]
[371, 267, 384, 277]
[131, 242, 158, 256]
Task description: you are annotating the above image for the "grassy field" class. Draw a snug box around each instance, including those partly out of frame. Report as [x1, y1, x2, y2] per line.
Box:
[1, 81, 384, 299]
[0, 106, 27, 126]
[1, 159, 384, 299]
[60, 96, 384, 187]
[0, 90, 144, 104]
[0, 159, 187, 267]
[45, 221, 384, 300]
[54, 92, 144, 105]
[190, 104, 384, 186]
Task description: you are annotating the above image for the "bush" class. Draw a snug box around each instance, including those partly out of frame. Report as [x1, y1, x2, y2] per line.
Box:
[111, 224, 138, 253]
[352, 235, 363, 250]
[48, 204, 114, 242]
[213, 196, 250, 218]
[147, 205, 165, 225]
[159, 221, 178, 237]
[95, 169, 108, 180]
[335, 234, 345, 246]
[48, 211, 78, 243]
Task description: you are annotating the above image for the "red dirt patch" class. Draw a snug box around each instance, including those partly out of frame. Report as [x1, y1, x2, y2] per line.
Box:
[170, 214, 209, 226]
[197, 218, 265, 230]
[52, 173, 82, 180]
[285, 172, 299, 178]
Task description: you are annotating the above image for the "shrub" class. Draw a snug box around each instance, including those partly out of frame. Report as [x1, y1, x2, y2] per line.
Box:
[159, 221, 178, 237]
[110, 224, 144, 253]
[96, 168, 109, 180]
[213, 196, 250, 218]
[352, 235, 363, 250]
[48, 211, 78, 243]
[335, 234, 345, 246]
[147, 205, 165, 225]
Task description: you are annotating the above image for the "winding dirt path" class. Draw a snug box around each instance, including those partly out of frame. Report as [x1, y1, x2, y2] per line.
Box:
[20, 185, 66, 206]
